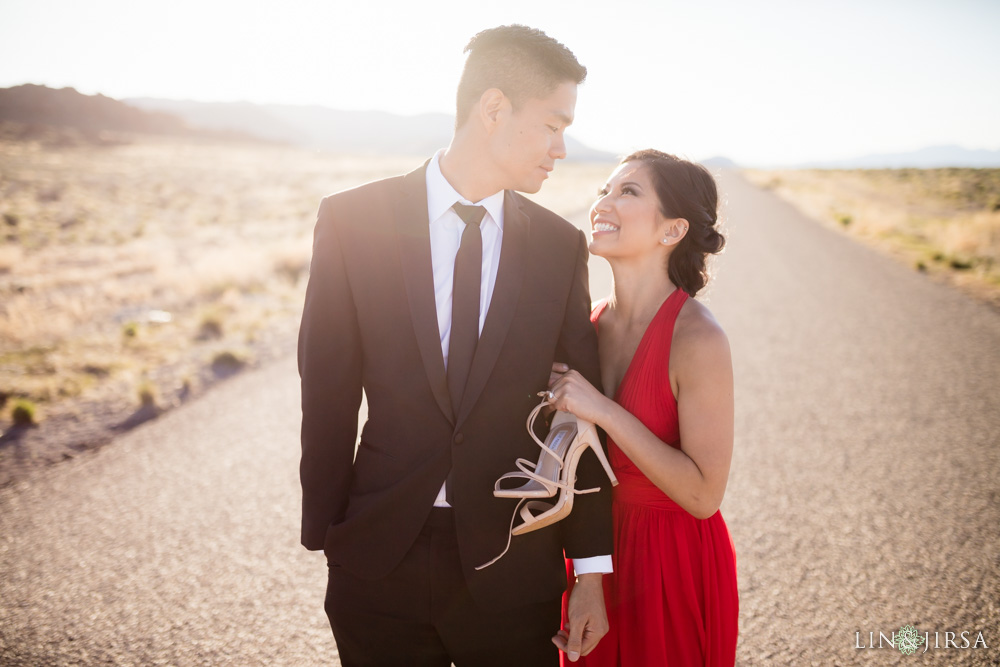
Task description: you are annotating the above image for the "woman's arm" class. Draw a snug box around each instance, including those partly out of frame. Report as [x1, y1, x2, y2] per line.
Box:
[550, 308, 734, 519]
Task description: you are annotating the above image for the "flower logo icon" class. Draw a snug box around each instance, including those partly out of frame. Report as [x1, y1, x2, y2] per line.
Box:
[896, 625, 926, 655]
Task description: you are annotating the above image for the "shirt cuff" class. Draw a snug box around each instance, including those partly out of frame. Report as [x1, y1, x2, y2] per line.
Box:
[571, 555, 613, 576]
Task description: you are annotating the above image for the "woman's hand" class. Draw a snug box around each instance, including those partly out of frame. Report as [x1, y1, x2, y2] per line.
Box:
[549, 362, 570, 387]
[547, 368, 613, 426]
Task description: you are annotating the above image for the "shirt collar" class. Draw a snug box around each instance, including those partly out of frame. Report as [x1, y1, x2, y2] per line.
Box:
[426, 149, 505, 229]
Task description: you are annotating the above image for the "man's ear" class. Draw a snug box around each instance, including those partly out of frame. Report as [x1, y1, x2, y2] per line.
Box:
[660, 218, 689, 247]
[479, 88, 509, 134]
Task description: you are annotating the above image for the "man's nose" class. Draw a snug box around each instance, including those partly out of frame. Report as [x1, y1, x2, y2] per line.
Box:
[550, 132, 567, 160]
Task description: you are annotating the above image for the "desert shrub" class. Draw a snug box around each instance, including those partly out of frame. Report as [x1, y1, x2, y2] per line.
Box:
[11, 398, 38, 426]
[82, 363, 111, 377]
[197, 313, 224, 340]
[211, 350, 246, 375]
[137, 379, 158, 408]
[58, 376, 84, 398]
[122, 321, 139, 338]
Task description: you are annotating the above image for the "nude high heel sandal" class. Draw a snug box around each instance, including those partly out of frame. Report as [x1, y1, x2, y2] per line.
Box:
[475, 393, 618, 570]
[494, 400, 585, 498]
[494, 398, 617, 501]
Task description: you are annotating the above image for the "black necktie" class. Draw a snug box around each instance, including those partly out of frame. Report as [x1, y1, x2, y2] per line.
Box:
[448, 203, 486, 415]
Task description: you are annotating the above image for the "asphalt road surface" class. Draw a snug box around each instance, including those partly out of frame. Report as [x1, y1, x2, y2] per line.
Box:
[2, 172, 998, 665]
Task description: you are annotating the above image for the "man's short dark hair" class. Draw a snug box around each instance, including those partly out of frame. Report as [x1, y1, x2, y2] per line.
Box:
[455, 25, 587, 129]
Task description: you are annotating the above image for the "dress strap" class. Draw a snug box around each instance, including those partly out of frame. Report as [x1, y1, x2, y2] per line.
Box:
[650, 289, 688, 353]
[662, 288, 688, 323]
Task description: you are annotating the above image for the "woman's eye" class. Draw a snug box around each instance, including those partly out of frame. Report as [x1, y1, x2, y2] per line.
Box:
[621, 186, 634, 195]
[597, 187, 609, 196]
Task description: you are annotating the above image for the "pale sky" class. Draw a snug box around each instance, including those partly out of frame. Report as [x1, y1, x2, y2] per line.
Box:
[1, 0, 998, 166]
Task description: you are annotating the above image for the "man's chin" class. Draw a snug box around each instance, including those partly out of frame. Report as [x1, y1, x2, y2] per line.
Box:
[513, 180, 545, 195]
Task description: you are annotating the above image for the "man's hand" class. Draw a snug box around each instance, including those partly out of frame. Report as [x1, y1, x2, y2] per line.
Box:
[552, 573, 608, 662]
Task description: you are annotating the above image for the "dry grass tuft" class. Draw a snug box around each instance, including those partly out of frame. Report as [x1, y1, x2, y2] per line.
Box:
[211, 350, 248, 377]
[137, 379, 159, 408]
[744, 168, 1000, 304]
[11, 398, 38, 426]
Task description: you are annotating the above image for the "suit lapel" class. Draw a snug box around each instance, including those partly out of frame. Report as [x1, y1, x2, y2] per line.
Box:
[394, 162, 455, 424]
[456, 191, 529, 426]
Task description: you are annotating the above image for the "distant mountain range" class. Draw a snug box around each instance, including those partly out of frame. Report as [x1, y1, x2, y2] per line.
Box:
[0, 84, 184, 135]
[126, 97, 457, 156]
[3, 85, 997, 168]
[0, 84, 615, 160]
[126, 96, 618, 162]
[795, 145, 1000, 169]
[0, 84, 253, 142]
[701, 156, 740, 169]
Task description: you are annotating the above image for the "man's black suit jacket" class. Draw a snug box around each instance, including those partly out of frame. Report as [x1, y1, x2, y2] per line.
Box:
[298, 161, 613, 610]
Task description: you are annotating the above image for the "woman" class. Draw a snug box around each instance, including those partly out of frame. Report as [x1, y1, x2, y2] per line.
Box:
[552, 150, 738, 665]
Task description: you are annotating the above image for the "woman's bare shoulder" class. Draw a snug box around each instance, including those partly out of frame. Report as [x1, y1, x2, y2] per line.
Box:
[673, 296, 730, 360]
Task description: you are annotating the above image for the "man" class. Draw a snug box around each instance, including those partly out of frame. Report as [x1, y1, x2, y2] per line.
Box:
[298, 25, 612, 666]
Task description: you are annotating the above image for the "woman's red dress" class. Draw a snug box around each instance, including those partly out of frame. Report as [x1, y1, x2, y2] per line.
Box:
[565, 289, 738, 666]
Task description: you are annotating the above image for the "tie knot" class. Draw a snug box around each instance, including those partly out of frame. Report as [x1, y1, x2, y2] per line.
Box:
[452, 203, 486, 226]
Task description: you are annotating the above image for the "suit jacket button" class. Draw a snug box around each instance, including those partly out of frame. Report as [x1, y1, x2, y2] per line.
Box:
[454, 432, 464, 445]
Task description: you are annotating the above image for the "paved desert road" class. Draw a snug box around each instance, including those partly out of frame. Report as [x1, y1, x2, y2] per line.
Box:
[2, 172, 998, 665]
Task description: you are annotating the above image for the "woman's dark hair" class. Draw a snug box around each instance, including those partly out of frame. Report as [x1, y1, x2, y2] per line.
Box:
[622, 149, 725, 296]
[455, 25, 586, 129]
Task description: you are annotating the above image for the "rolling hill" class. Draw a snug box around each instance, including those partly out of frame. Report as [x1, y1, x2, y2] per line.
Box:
[0, 84, 258, 143]
[126, 96, 618, 161]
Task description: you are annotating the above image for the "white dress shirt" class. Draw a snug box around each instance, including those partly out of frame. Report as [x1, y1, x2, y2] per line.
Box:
[426, 149, 506, 370]
[426, 150, 612, 576]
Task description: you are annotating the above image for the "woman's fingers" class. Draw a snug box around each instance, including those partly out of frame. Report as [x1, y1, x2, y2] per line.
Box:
[548, 362, 570, 388]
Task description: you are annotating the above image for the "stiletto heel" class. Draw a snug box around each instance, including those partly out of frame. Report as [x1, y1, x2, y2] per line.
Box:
[583, 415, 618, 487]
[476, 394, 618, 570]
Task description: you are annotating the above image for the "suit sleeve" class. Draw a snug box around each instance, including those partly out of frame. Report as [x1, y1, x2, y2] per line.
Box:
[557, 229, 614, 559]
[298, 197, 364, 551]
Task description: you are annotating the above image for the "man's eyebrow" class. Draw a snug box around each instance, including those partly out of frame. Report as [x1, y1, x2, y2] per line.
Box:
[552, 112, 574, 126]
